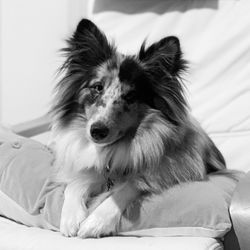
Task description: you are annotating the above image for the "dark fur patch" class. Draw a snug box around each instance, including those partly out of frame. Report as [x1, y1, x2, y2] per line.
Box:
[123, 104, 130, 112]
[118, 57, 154, 107]
[119, 57, 140, 83]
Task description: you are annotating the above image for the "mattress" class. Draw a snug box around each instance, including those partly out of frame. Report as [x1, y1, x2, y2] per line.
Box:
[0, 217, 222, 250]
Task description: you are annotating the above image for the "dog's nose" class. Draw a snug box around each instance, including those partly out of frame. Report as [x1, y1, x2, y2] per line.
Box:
[90, 122, 109, 141]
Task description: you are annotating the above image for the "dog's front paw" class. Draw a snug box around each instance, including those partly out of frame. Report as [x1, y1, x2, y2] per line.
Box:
[60, 202, 88, 237]
[77, 202, 121, 238]
[77, 212, 118, 238]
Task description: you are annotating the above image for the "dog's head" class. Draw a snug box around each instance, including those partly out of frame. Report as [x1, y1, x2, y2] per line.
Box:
[52, 19, 188, 146]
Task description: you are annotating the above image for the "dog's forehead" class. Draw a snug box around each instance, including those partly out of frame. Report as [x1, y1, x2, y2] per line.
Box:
[119, 57, 142, 84]
[96, 58, 120, 82]
[96, 54, 142, 89]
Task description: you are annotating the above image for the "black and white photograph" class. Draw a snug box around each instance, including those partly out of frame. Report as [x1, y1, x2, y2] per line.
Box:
[0, 0, 249, 249]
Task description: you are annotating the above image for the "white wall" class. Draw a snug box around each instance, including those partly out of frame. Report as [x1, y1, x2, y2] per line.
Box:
[0, 0, 86, 125]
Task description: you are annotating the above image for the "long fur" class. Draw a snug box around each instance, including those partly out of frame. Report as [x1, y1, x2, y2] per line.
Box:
[50, 19, 226, 237]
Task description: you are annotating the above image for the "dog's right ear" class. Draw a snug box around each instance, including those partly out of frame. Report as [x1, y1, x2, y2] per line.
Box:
[63, 19, 115, 69]
[73, 19, 107, 47]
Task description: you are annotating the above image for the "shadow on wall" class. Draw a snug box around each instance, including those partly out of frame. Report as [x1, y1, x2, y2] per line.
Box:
[93, 0, 219, 15]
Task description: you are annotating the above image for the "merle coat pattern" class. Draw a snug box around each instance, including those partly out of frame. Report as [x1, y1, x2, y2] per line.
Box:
[51, 19, 226, 238]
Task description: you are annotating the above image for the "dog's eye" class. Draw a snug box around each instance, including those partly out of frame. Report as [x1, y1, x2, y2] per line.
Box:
[91, 82, 103, 93]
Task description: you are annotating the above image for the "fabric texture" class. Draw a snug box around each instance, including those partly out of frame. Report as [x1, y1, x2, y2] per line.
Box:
[0, 128, 242, 238]
[0, 216, 224, 250]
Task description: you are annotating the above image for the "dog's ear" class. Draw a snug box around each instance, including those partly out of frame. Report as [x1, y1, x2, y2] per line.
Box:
[54, 19, 115, 123]
[138, 37, 188, 125]
[63, 19, 115, 69]
[138, 36, 185, 75]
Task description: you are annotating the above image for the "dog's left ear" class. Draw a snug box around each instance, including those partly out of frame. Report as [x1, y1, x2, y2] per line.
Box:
[138, 36, 185, 75]
[138, 37, 188, 125]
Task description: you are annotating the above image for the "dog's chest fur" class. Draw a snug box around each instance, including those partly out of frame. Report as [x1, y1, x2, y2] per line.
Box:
[51, 129, 100, 177]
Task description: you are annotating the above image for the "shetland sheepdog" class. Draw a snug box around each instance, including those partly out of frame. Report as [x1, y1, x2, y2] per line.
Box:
[50, 19, 226, 238]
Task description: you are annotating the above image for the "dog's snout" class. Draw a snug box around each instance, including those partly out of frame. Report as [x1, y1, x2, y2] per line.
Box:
[90, 122, 109, 141]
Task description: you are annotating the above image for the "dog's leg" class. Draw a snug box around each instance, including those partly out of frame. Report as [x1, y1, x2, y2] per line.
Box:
[60, 178, 88, 237]
[60, 170, 104, 237]
[77, 181, 139, 238]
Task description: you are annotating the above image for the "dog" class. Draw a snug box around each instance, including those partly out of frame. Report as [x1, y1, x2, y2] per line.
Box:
[50, 18, 226, 238]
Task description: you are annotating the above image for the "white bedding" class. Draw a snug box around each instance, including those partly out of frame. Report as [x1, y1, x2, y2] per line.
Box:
[0, 217, 222, 250]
